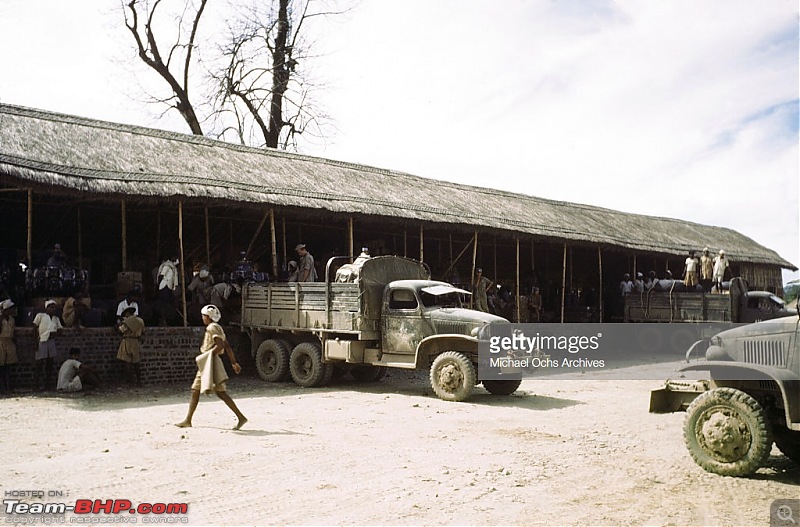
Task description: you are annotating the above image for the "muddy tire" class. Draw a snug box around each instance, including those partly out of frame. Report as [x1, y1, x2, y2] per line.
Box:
[430, 351, 476, 402]
[351, 365, 387, 383]
[255, 339, 290, 382]
[773, 426, 800, 466]
[290, 342, 327, 387]
[483, 378, 522, 396]
[683, 388, 772, 476]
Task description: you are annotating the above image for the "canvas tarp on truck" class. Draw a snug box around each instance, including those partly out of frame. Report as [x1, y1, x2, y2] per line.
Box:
[357, 256, 429, 322]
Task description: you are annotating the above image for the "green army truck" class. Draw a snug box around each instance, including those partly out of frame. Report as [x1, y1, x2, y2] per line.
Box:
[625, 278, 793, 323]
[650, 313, 800, 476]
[240, 255, 517, 402]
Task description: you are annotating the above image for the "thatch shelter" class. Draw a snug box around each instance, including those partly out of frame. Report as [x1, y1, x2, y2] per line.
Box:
[0, 103, 794, 322]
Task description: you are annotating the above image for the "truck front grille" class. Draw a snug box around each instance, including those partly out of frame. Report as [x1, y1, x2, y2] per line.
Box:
[742, 340, 787, 367]
[434, 321, 470, 336]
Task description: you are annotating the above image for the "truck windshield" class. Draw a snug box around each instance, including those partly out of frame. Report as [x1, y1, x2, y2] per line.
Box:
[420, 291, 462, 308]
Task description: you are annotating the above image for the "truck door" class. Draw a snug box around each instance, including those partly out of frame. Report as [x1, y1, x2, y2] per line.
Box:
[381, 287, 434, 354]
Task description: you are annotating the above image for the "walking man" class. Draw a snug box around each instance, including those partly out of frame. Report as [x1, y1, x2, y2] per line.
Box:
[175, 305, 247, 430]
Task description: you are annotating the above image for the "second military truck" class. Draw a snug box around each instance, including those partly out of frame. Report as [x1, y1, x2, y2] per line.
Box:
[240, 255, 515, 401]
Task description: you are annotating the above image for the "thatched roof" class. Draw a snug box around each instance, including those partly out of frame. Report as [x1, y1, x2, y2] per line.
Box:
[0, 103, 794, 270]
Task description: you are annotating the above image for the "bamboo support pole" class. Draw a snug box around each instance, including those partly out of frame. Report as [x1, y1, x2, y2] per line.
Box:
[270, 209, 278, 278]
[440, 237, 473, 281]
[419, 224, 424, 263]
[246, 210, 270, 260]
[77, 206, 82, 266]
[282, 217, 287, 267]
[204, 207, 210, 265]
[598, 247, 603, 323]
[121, 199, 127, 272]
[470, 231, 478, 309]
[560, 243, 567, 323]
[178, 201, 188, 327]
[26, 190, 32, 266]
[516, 238, 520, 323]
[348, 217, 354, 261]
[493, 236, 497, 281]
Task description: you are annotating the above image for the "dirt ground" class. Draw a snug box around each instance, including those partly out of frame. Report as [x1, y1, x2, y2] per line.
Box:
[1, 358, 798, 526]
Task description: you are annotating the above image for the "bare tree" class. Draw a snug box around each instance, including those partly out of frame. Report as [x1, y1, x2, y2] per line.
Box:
[210, 0, 341, 149]
[122, 0, 343, 149]
[123, 0, 208, 135]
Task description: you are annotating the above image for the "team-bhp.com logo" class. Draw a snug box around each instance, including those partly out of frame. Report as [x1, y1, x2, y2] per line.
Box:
[4, 498, 189, 523]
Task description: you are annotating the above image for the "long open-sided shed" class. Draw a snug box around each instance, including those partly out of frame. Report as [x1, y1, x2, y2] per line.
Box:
[0, 103, 794, 323]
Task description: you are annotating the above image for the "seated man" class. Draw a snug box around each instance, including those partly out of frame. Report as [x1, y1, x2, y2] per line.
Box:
[57, 348, 102, 392]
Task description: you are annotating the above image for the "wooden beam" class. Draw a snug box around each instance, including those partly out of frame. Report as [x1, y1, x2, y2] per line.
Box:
[246, 210, 269, 261]
[121, 199, 127, 272]
[270, 209, 278, 278]
[419, 224, 424, 263]
[598, 247, 603, 323]
[178, 201, 188, 327]
[204, 207, 210, 265]
[470, 231, 478, 309]
[516, 238, 520, 323]
[348, 217, 354, 261]
[561, 243, 567, 323]
[26, 190, 32, 266]
[77, 206, 82, 266]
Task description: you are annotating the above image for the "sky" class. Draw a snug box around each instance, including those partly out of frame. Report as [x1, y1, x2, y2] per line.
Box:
[0, 0, 798, 283]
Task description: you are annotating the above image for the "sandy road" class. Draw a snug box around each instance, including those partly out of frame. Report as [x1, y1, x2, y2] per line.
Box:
[1, 361, 798, 526]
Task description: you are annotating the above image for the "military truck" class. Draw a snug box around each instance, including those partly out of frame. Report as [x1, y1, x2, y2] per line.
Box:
[624, 278, 793, 323]
[650, 313, 800, 476]
[240, 255, 517, 402]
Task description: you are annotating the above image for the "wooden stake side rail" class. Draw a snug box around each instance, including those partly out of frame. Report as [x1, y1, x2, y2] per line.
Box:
[624, 292, 732, 322]
[241, 281, 376, 336]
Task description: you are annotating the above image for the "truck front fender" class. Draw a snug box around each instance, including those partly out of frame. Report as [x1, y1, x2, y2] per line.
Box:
[677, 361, 800, 430]
[415, 334, 479, 367]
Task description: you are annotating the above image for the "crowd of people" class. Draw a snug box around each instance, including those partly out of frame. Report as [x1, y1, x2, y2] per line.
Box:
[619, 248, 732, 298]
[0, 241, 323, 397]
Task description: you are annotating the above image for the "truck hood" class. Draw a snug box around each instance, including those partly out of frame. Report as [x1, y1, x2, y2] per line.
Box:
[426, 308, 508, 337]
[702, 316, 799, 370]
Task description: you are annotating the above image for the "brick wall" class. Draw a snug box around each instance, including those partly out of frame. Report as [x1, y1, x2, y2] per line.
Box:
[6, 326, 225, 390]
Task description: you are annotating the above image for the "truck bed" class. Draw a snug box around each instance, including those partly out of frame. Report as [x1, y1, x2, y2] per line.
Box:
[241, 281, 378, 336]
[624, 292, 731, 322]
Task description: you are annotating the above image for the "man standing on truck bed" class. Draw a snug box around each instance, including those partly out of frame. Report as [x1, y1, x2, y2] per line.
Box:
[712, 249, 729, 294]
[295, 244, 317, 282]
[683, 250, 699, 290]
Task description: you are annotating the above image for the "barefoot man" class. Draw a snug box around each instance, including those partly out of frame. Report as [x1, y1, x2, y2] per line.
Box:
[176, 304, 247, 430]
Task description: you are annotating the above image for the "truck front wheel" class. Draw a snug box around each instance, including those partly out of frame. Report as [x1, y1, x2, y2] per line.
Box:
[255, 339, 290, 382]
[683, 387, 772, 476]
[430, 351, 476, 402]
[290, 342, 328, 387]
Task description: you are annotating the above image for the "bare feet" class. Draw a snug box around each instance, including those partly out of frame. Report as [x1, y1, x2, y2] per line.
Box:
[233, 417, 248, 431]
[174, 421, 192, 428]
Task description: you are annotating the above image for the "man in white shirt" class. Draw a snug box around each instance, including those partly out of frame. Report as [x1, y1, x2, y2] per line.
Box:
[32, 300, 63, 390]
[157, 257, 180, 325]
[57, 347, 101, 392]
[116, 291, 140, 322]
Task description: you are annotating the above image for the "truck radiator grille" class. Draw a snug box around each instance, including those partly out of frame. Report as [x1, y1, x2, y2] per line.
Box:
[742, 340, 786, 367]
[434, 321, 470, 335]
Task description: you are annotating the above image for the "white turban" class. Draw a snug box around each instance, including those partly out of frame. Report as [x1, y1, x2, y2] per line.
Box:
[201, 304, 221, 322]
